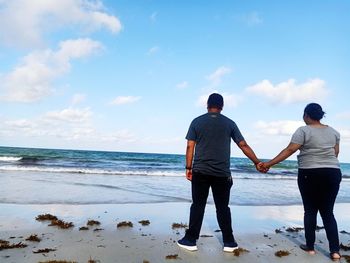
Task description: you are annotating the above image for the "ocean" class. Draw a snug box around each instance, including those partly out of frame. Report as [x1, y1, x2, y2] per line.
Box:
[1, 146, 349, 206]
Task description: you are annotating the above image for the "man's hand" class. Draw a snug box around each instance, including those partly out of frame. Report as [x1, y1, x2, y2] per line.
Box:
[186, 169, 192, 181]
[256, 162, 269, 173]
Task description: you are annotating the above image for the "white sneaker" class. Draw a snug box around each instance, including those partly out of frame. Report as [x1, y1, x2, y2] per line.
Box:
[223, 241, 238, 252]
[177, 238, 198, 251]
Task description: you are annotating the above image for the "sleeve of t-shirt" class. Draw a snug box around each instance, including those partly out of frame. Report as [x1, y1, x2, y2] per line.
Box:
[290, 127, 305, 145]
[231, 122, 245, 144]
[185, 121, 197, 141]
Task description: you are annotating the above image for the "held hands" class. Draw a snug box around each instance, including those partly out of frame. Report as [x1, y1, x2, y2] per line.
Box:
[186, 162, 271, 179]
[256, 162, 270, 173]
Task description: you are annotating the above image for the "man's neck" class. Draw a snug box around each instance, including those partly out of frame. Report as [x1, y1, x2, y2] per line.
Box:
[207, 108, 221, 113]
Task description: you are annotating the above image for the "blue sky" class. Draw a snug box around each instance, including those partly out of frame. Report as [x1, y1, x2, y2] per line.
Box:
[1, 0, 350, 162]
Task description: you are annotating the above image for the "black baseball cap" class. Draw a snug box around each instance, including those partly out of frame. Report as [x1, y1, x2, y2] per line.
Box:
[207, 93, 224, 109]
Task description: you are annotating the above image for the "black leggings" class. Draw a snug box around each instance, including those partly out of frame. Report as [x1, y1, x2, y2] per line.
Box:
[298, 168, 342, 253]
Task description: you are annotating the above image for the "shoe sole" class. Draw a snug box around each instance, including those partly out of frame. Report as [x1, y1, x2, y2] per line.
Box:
[177, 242, 198, 251]
[223, 246, 239, 253]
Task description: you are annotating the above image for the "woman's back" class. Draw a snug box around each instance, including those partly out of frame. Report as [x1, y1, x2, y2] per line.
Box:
[291, 125, 340, 169]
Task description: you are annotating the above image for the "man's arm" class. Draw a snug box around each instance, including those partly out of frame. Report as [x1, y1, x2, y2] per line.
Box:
[185, 140, 196, 181]
[237, 140, 261, 166]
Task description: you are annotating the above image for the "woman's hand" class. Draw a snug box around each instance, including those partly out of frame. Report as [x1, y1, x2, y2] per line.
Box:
[256, 162, 269, 173]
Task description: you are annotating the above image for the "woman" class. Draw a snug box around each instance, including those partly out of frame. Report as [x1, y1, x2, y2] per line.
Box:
[260, 103, 342, 260]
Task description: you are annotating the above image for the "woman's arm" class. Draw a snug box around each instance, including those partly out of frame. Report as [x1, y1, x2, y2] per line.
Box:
[334, 144, 339, 158]
[264, 142, 302, 168]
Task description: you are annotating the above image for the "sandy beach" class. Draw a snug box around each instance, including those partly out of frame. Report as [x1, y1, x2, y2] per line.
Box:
[1, 202, 350, 263]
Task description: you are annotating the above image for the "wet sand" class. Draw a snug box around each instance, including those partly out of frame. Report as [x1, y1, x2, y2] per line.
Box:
[1, 203, 350, 263]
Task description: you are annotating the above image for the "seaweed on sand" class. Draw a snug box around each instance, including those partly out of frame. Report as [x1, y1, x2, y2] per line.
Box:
[87, 220, 101, 226]
[285, 227, 304, 232]
[0, 240, 27, 251]
[0, 240, 9, 246]
[172, 223, 188, 229]
[79, 226, 89, 231]
[342, 255, 350, 263]
[138, 220, 150, 226]
[87, 257, 99, 263]
[36, 214, 74, 229]
[38, 261, 77, 263]
[233, 247, 250, 257]
[49, 219, 74, 229]
[275, 250, 290, 257]
[26, 234, 41, 242]
[340, 243, 350, 251]
[165, 254, 179, 259]
[117, 221, 133, 228]
[33, 248, 57, 254]
[36, 214, 58, 221]
[316, 225, 325, 231]
[200, 235, 213, 238]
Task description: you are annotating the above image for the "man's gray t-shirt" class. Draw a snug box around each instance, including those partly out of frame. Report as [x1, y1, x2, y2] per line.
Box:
[186, 112, 244, 177]
[291, 126, 340, 169]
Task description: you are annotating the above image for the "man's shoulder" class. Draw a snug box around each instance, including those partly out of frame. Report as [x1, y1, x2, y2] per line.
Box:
[192, 113, 209, 123]
[192, 113, 236, 124]
[217, 114, 237, 128]
[220, 113, 234, 122]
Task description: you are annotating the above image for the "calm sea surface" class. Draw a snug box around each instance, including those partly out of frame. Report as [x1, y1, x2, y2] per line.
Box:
[1, 146, 349, 206]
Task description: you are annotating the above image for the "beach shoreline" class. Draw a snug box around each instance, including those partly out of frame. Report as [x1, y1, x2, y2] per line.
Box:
[1, 202, 350, 263]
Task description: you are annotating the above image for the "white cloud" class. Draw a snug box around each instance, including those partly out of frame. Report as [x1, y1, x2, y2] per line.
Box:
[197, 93, 212, 108]
[100, 129, 137, 143]
[224, 93, 242, 108]
[339, 128, 350, 142]
[206, 66, 232, 86]
[147, 46, 159, 55]
[43, 107, 92, 123]
[110, 96, 141, 106]
[0, 0, 122, 48]
[56, 38, 103, 60]
[71, 93, 86, 105]
[196, 91, 241, 108]
[254, 120, 304, 136]
[89, 10, 122, 33]
[0, 38, 102, 103]
[246, 78, 328, 104]
[336, 111, 350, 120]
[143, 136, 182, 145]
[176, 81, 189, 89]
[0, 110, 136, 144]
[4, 119, 35, 130]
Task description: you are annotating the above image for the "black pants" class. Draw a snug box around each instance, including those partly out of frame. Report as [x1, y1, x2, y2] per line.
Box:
[184, 171, 235, 243]
[298, 168, 342, 253]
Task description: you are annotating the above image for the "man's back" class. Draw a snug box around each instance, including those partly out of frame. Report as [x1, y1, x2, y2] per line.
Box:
[186, 112, 244, 177]
[178, 93, 261, 252]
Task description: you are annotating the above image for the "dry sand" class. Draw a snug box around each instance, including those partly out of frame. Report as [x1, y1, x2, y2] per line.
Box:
[1, 203, 350, 263]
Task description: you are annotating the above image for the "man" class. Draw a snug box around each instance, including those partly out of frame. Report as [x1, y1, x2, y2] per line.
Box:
[177, 93, 263, 252]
